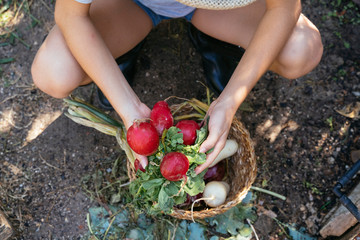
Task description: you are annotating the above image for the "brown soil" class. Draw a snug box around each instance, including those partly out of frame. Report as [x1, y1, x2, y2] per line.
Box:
[1, 0, 360, 239]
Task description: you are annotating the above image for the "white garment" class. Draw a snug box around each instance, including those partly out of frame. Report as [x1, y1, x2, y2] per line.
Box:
[75, 0, 92, 4]
[73, 0, 196, 18]
[137, 0, 195, 18]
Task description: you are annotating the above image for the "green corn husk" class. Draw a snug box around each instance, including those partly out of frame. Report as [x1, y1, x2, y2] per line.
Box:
[187, 102, 206, 116]
[116, 129, 136, 166]
[171, 101, 190, 116]
[67, 107, 86, 119]
[64, 96, 123, 128]
[189, 98, 210, 112]
[68, 105, 109, 124]
[64, 97, 134, 165]
[173, 113, 204, 121]
[64, 112, 118, 136]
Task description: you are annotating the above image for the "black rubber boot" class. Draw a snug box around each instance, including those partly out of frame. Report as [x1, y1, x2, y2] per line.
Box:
[97, 40, 145, 110]
[188, 23, 245, 95]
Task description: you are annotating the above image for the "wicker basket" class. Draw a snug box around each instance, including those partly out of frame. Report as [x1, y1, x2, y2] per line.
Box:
[127, 103, 257, 220]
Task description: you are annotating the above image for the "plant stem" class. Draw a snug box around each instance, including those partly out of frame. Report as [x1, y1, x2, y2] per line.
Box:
[174, 113, 204, 121]
[87, 213, 100, 240]
[250, 186, 286, 201]
[103, 216, 116, 240]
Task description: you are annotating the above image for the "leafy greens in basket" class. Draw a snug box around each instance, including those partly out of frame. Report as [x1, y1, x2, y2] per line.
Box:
[129, 124, 209, 215]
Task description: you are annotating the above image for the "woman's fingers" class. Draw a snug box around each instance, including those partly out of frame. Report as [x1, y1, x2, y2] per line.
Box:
[196, 131, 227, 174]
[120, 102, 151, 170]
[195, 99, 235, 174]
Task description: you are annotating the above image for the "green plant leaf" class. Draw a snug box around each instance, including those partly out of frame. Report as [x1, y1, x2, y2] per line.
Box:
[184, 168, 206, 196]
[188, 222, 207, 240]
[206, 204, 257, 236]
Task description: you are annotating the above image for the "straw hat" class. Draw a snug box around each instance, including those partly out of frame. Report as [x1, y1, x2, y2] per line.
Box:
[176, 0, 257, 10]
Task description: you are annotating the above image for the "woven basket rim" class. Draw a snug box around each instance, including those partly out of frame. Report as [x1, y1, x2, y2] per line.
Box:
[127, 103, 257, 220]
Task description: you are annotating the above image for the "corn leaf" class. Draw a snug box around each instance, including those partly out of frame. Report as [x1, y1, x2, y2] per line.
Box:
[64, 97, 123, 128]
[64, 113, 118, 136]
[116, 129, 135, 165]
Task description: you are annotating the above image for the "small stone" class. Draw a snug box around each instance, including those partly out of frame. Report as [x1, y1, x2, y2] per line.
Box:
[308, 192, 314, 202]
[351, 150, 360, 163]
[329, 55, 344, 67]
[253, 214, 276, 237]
[352, 91, 360, 97]
[300, 204, 306, 212]
[328, 157, 335, 165]
[303, 85, 313, 95]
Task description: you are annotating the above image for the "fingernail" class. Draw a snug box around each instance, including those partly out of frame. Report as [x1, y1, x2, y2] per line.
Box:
[199, 147, 205, 153]
[141, 161, 147, 169]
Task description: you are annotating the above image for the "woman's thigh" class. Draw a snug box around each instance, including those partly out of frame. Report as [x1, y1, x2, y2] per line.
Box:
[32, 0, 152, 97]
[191, 0, 266, 48]
[89, 0, 153, 58]
[190, 0, 323, 78]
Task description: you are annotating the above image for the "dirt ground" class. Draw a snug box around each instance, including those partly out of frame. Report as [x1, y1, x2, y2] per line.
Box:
[1, 0, 360, 239]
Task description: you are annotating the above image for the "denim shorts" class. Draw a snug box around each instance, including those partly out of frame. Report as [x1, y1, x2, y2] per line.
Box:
[133, 0, 195, 27]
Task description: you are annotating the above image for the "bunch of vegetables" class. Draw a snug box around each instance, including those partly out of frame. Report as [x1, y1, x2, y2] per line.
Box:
[127, 100, 243, 216]
[64, 96, 239, 217]
[125, 100, 208, 215]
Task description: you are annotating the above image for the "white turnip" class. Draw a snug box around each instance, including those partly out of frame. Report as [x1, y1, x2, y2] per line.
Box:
[209, 139, 238, 168]
[202, 181, 229, 207]
[190, 180, 230, 222]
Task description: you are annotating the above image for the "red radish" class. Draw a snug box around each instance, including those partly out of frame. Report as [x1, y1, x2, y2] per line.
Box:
[186, 193, 203, 204]
[203, 161, 226, 182]
[177, 193, 203, 208]
[127, 121, 159, 156]
[175, 120, 200, 145]
[153, 101, 170, 109]
[160, 152, 189, 181]
[150, 101, 174, 135]
[134, 159, 146, 173]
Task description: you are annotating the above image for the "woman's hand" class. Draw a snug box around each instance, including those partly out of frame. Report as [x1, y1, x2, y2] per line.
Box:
[195, 98, 237, 174]
[121, 102, 152, 169]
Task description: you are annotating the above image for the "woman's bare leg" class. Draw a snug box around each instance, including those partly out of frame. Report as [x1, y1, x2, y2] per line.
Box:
[31, 0, 153, 98]
[191, 0, 323, 79]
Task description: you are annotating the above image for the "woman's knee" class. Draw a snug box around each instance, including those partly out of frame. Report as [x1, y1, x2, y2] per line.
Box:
[31, 51, 84, 99]
[274, 16, 323, 79]
[31, 26, 87, 98]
